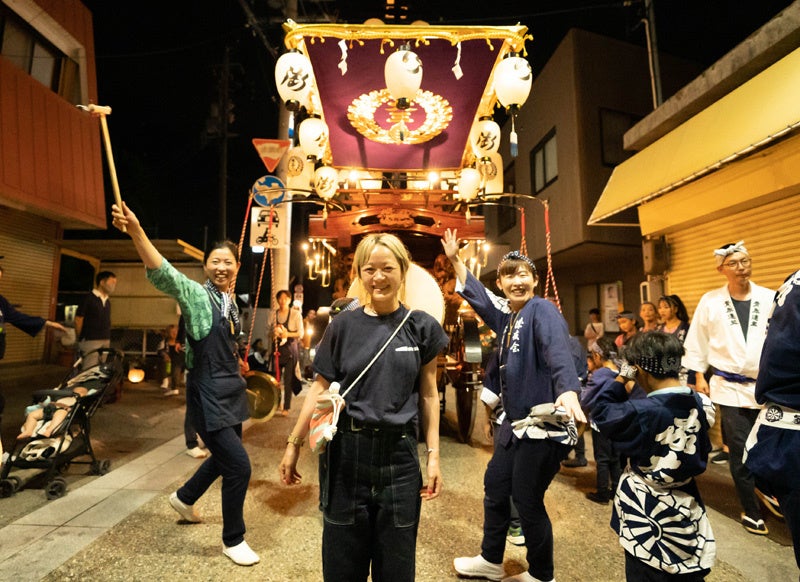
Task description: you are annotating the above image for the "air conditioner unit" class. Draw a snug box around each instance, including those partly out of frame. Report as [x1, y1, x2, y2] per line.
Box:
[642, 237, 669, 275]
[640, 279, 664, 304]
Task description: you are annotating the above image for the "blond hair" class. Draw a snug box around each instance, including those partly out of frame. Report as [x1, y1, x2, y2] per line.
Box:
[352, 233, 410, 307]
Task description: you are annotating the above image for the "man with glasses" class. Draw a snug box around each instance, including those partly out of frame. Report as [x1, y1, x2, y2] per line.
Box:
[683, 241, 777, 535]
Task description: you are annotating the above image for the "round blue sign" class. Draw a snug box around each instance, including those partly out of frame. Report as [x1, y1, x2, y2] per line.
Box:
[251, 175, 286, 207]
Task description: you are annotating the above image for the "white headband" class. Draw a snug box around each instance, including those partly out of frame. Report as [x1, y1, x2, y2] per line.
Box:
[713, 240, 748, 266]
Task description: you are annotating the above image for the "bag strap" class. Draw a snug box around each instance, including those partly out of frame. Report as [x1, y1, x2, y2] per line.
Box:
[339, 308, 412, 400]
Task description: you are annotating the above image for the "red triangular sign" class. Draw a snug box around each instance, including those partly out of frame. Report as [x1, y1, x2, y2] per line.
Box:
[252, 139, 291, 173]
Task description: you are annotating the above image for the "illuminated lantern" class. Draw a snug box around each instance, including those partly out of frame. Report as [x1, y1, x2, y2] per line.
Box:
[494, 53, 532, 158]
[384, 44, 422, 110]
[314, 165, 339, 200]
[127, 367, 145, 383]
[274, 49, 314, 112]
[457, 167, 481, 202]
[471, 116, 501, 158]
[298, 115, 329, 160]
[494, 53, 532, 109]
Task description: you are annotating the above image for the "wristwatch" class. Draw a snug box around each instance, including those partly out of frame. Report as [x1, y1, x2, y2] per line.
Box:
[287, 435, 304, 446]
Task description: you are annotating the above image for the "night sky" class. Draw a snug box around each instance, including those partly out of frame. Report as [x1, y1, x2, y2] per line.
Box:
[76, 0, 792, 248]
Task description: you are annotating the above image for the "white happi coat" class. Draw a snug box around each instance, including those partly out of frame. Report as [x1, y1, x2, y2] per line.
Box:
[683, 282, 775, 408]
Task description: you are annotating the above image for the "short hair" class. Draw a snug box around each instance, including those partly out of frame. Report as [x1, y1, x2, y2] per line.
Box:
[352, 233, 411, 306]
[497, 251, 537, 278]
[276, 289, 291, 301]
[591, 336, 617, 361]
[96, 271, 116, 286]
[621, 331, 683, 379]
[589, 307, 600, 316]
[203, 240, 239, 264]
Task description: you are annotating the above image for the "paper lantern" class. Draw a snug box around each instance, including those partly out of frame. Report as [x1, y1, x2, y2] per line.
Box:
[298, 115, 329, 160]
[314, 165, 339, 200]
[275, 50, 314, 112]
[494, 53, 532, 109]
[384, 45, 422, 109]
[457, 167, 481, 202]
[127, 367, 145, 383]
[471, 116, 501, 158]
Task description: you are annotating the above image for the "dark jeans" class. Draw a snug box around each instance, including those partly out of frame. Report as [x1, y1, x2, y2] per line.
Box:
[592, 428, 622, 493]
[757, 477, 800, 568]
[184, 414, 199, 449]
[719, 405, 761, 519]
[492, 423, 520, 529]
[482, 437, 569, 581]
[177, 423, 251, 546]
[321, 427, 422, 582]
[625, 551, 709, 581]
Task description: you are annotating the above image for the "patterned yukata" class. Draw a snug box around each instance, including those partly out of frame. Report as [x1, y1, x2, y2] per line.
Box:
[591, 381, 717, 576]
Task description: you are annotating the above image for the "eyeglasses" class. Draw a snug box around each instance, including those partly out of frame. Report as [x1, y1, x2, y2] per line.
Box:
[722, 258, 751, 269]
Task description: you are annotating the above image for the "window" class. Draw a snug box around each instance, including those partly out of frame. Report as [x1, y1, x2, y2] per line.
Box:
[530, 129, 557, 194]
[0, 6, 81, 103]
[599, 108, 641, 166]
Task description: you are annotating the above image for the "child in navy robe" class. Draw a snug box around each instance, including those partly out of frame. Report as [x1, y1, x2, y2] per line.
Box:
[590, 331, 716, 581]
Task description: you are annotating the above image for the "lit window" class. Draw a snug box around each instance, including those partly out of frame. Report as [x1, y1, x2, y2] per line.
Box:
[530, 129, 557, 194]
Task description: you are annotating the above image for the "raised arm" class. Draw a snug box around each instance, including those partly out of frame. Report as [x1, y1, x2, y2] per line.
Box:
[111, 201, 163, 270]
[441, 228, 467, 286]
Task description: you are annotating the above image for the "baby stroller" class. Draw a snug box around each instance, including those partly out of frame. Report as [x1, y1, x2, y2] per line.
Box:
[0, 347, 125, 499]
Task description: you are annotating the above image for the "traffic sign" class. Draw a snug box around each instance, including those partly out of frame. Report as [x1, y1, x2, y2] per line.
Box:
[251, 175, 286, 207]
[252, 138, 290, 172]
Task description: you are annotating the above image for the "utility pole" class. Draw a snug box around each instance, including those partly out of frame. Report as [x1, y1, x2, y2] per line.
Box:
[218, 45, 231, 239]
[643, 0, 663, 108]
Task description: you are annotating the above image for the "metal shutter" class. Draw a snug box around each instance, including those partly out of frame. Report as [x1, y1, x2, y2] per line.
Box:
[0, 207, 59, 364]
[665, 195, 800, 318]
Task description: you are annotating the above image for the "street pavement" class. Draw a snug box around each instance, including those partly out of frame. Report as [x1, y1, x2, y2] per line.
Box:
[0, 374, 796, 581]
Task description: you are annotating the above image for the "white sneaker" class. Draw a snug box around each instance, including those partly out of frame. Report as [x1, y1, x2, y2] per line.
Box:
[169, 491, 201, 523]
[223, 540, 260, 566]
[186, 447, 208, 459]
[502, 572, 554, 582]
[454, 555, 504, 581]
[163, 389, 179, 396]
[161, 379, 170, 389]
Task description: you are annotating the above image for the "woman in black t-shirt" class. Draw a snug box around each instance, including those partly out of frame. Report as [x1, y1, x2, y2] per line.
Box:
[279, 233, 448, 582]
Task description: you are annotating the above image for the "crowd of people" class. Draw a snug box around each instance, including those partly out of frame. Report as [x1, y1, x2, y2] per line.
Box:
[8, 200, 799, 582]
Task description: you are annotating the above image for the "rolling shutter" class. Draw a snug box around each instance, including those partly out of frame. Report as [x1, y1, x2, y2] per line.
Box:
[665, 195, 800, 318]
[0, 207, 60, 364]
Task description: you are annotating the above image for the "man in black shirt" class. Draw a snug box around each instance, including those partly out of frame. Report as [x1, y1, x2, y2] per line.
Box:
[75, 270, 116, 369]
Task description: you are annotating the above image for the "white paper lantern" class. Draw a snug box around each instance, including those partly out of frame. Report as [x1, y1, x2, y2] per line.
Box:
[298, 115, 329, 160]
[457, 167, 481, 202]
[275, 50, 314, 111]
[314, 165, 339, 200]
[471, 116, 501, 158]
[494, 53, 532, 109]
[384, 45, 422, 108]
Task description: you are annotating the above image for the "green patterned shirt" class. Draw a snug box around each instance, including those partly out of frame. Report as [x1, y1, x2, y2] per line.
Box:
[146, 258, 212, 369]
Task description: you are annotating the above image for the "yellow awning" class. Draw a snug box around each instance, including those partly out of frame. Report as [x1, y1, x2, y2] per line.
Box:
[588, 47, 800, 225]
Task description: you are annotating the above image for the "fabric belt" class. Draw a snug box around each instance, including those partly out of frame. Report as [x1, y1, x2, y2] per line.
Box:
[756, 403, 800, 431]
[337, 414, 414, 434]
[713, 369, 756, 384]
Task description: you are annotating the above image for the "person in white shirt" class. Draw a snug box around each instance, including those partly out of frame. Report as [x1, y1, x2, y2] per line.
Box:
[583, 307, 604, 349]
[683, 240, 775, 535]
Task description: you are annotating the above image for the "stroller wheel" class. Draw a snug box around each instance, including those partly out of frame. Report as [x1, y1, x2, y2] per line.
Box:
[90, 459, 111, 476]
[0, 479, 16, 498]
[45, 477, 68, 500]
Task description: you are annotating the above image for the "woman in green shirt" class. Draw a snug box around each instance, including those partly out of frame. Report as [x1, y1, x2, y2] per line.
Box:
[111, 201, 258, 567]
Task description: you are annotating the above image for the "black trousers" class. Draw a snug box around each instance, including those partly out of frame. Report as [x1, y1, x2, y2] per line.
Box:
[625, 551, 709, 581]
[719, 404, 761, 519]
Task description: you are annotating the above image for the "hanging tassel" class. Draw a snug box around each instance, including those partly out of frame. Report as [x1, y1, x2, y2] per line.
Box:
[465, 207, 471, 224]
[288, 112, 295, 140]
[510, 114, 518, 158]
[452, 42, 463, 80]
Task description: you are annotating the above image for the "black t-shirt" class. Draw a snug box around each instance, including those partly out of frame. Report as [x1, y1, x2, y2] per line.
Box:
[313, 305, 449, 426]
[76, 292, 111, 341]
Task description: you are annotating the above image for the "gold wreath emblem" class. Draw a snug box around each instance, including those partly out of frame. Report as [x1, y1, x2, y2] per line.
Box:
[347, 89, 453, 145]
